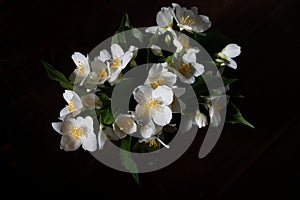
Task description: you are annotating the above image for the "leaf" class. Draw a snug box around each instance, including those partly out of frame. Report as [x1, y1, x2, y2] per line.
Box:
[226, 102, 254, 128]
[165, 55, 174, 64]
[120, 136, 140, 184]
[131, 28, 144, 44]
[99, 108, 115, 125]
[96, 92, 111, 102]
[42, 60, 73, 90]
[223, 78, 238, 86]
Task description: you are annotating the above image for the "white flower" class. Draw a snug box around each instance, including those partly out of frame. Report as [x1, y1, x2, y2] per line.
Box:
[52, 116, 97, 151]
[98, 126, 120, 150]
[172, 52, 204, 84]
[195, 109, 208, 128]
[172, 3, 211, 33]
[139, 120, 169, 148]
[85, 58, 110, 86]
[71, 52, 90, 86]
[59, 90, 82, 120]
[145, 7, 175, 35]
[173, 34, 199, 54]
[218, 44, 241, 69]
[145, 63, 177, 89]
[81, 93, 102, 110]
[98, 44, 133, 85]
[113, 114, 137, 138]
[133, 85, 173, 126]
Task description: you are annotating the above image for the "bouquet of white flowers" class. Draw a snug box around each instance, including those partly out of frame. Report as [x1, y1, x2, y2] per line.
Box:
[43, 3, 253, 183]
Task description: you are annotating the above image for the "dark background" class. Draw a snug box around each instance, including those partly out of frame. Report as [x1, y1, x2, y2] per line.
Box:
[1, 0, 300, 198]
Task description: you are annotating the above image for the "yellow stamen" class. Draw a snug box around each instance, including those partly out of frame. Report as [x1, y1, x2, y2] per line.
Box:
[180, 15, 196, 25]
[180, 63, 191, 74]
[66, 100, 75, 112]
[151, 79, 164, 89]
[144, 98, 158, 109]
[70, 127, 83, 140]
[111, 57, 121, 68]
[99, 70, 107, 79]
[75, 61, 85, 76]
[148, 140, 158, 147]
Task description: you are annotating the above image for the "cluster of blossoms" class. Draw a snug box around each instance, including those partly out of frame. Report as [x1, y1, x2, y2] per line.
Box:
[49, 3, 244, 152]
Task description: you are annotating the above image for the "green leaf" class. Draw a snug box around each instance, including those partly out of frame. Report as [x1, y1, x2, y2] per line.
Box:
[97, 92, 111, 102]
[131, 28, 144, 44]
[120, 136, 140, 184]
[42, 60, 73, 90]
[226, 102, 254, 128]
[165, 55, 174, 64]
[99, 108, 115, 125]
[223, 78, 238, 86]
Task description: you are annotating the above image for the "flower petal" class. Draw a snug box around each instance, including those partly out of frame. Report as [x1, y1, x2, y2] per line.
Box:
[183, 52, 196, 63]
[133, 86, 153, 105]
[98, 129, 107, 150]
[82, 131, 97, 151]
[192, 63, 205, 77]
[223, 44, 241, 58]
[152, 105, 172, 126]
[60, 135, 81, 151]
[111, 44, 124, 58]
[134, 104, 151, 126]
[140, 121, 155, 139]
[226, 58, 238, 69]
[99, 49, 111, 62]
[152, 85, 173, 105]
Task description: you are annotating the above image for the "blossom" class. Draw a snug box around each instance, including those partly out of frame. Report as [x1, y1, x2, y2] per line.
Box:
[172, 3, 211, 33]
[208, 92, 228, 127]
[52, 116, 97, 151]
[145, 63, 177, 89]
[59, 90, 82, 120]
[113, 114, 137, 138]
[98, 44, 133, 85]
[85, 58, 110, 86]
[133, 85, 173, 126]
[172, 52, 204, 84]
[195, 109, 208, 128]
[139, 120, 169, 148]
[170, 86, 186, 113]
[81, 93, 102, 110]
[71, 52, 90, 86]
[217, 44, 241, 69]
[151, 45, 163, 56]
[145, 6, 175, 35]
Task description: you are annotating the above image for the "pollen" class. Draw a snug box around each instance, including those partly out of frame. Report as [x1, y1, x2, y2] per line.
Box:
[66, 100, 75, 112]
[180, 63, 191, 74]
[144, 98, 159, 109]
[148, 139, 158, 147]
[111, 57, 121, 68]
[75, 61, 85, 76]
[70, 127, 83, 140]
[151, 79, 164, 89]
[99, 70, 107, 79]
[180, 15, 196, 26]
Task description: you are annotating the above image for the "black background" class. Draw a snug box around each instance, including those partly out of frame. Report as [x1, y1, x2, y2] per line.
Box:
[1, 0, 300, 198]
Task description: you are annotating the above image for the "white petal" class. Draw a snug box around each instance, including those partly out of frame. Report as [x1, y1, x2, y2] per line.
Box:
[133, 86, 153, 105]
[115, 114, 137, 135]
[152, 105, 172, 126]
[194, 15, 211, 32]
[59, 107, 70, 119]
[180, 115, 193, 133]
[145, 26, 166, 35]
[51, 122, 63, 135]
[156, 7, 173, 27]
[192, 63, 205, 77]
[103, 127, 119, 141]
[71, 91, 83, 110]
[223, 44, 241, 58]
[98, 129, 107, 150]
[226, 58, 238, 69]
[183, 52, 196, 63]
[161, 71, 177, 87]
[112, 123, 127, 139]
[111, 44, 124, 58]
[195, 110, 208, 128]
[134, 104, 151, 126]
[99, 49, 111, 62]
[140, 121, 155, 139]
[63, 90, 73, 102]
[71, 52, 86, 65]
[173, 86, 185, 97]
[60, 135, 81, 151]
[82, 131, 97, 151]
[121, 52, 133, 69]
[152, 85, 173, 105]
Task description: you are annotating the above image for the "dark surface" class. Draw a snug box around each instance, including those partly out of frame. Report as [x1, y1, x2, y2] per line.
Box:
[1, 0, 300, 198]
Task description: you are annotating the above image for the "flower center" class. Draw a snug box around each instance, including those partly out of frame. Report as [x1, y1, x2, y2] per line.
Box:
[180, 63, 191, 74]
[75, 61, 85, 75]
[151, 79, 164, 89]
[144, 98, 159, 109]
[180, 15, 196, 26]
[111, 57, 121, 68]
[70, 127, 83, 140]
[146, 139, 158, 147]
[66, 100, 75, 112]
[99, 69, 107, 79]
